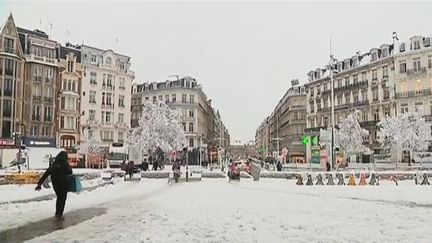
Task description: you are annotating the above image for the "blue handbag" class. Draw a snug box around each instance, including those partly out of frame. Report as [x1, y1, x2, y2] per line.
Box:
[68, 175, 83, 193]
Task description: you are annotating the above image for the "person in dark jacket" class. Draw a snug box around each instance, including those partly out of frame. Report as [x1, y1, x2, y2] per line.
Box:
[276, 161, 282, 171]
[35, 151, 72, 220]
[120, 160, 127, 171]
[152, 161, 158, 171]
[172, 161, 181, 183]
[127, 161, 135, 179]
[326, 161, 331, 172]
[142, 160, 149, 172]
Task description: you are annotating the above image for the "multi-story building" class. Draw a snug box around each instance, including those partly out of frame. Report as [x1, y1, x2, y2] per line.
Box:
[394, 35, 432, 163]
[79, 45, 135, 152]
[260, 79, 306, 163]
[305, 42, 396, 165]
[17, 27, 58, 149]
[0, 14, 25, 166]
[56, 43, 82, 151]
[255, 118, 270, 159]
[131, 76, 229, 164]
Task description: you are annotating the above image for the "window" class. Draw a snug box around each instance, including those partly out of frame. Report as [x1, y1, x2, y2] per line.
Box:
[0, 58, 3, 75]
[182, 94, 187, 103]
[323, 99, 328, 108]
[416, 80, 423, 92]
[172, 94, 176, 103]
[89, 91, 96, 104]
[310, 102, 314, 112]
[294, 112, 298, 120]
[371, 52, 378, 61]
[4, 78, 13, 96]
[107, 74, 113, 87]
[383, 88, 390, 100]
[400, 62, 407, 73]
[101, 130, 113, 141]
[118, 95, 125, 107]
[310, 87, 314, 96]
[189, 138, 194, 147]
[324, 117, 328, 127]
[2, 121, 11, 137]
[120, 63, 126, 71]
[189, 110, 194, 118]
[182, 122, 186, 132]
[337, 79, 342, 88]
[119, 77, 125, 89]
[4, 37, 14, 53]
[374, 109, 380, 121]
[89, 110, 96, 121]
[2, 100, 11, 118]
[106, 93, 113, 106]
[105, 112, 112, 123]
[42, 126, 51, 137]
[5, 59, 14, 76]
[362, 90, 367, 102]
[67, 60, 73, 72]
[152, 96, 156, 103]
[46, 68, 54, 81]
[361, 72, 367, 81]
[384, 107, 390, 117]
[63, 116, 75, 129]
[189, 95, 195, 103]
[106, 57, 112, 65]
[400, 104, 408, 114]
[382, 66, 388, 78]
[372, 70, 378, 80]
[90, 72, 97, 84]
[362, 111, 368, 122]
[32, 105, 40, 121]
[30, 125, 39, 136]
[165, 94, 169, 102]
[158, 95, 163, 101]
[44, 86, 53, 98]
[353, 93, 359, 103]
[189, 123, 194, 132]
[337, 95, 342, 105]
[91, 55, 97, 64]
[413, 59, 421, 72]
[118, 113, 124, 124]
[118, 132, 124, 142]
[344, 77, 350, 86]
[401, 82, 407, 92]
[353, 74, 358, 84]
[413, 41, 420, 50]
[372, 88, 378, 101]
[44, 106, 52, 121]
[382, 48, 388, 58]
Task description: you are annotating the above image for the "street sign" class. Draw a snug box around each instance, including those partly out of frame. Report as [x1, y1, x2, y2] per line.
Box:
[312, 136, 318, 146]
[301, 136, 310, 145]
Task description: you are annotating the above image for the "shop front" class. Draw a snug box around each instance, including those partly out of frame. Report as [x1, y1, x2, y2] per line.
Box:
[22, 137, 63, 169]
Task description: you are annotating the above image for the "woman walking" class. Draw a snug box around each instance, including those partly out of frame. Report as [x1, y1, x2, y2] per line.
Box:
[35, 151, 72, 220]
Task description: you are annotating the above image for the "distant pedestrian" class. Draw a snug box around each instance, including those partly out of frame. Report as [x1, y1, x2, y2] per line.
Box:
[120, 160, 127, 171]
[142, 161, 149, 172]
[35, 151, 72, 220]
[153, 161, 158, 171]
[127, 161, 135, 179]
[276, 161, 282, 171]
[326, 161, 331, 172]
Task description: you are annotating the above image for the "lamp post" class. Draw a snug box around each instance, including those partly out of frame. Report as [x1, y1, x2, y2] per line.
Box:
[330, 55, 336, 170]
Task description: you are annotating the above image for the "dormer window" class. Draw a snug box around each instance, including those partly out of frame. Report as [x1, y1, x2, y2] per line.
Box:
[120, 63, 126, 71]
[316, 69, 321, 79]
[352, 58, 358, 67]
[382, 48, 388, 58]
[91, 55, 97, 64]
[413, 41, 421, 50]
[344, 60, 350, 70]
[337, 63, 342, 72]
[106, 57, 112, 65]
[371, 51, 378, 62]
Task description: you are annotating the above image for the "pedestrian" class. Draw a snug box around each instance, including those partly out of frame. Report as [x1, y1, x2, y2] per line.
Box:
[120, 160, 127, 172]
[142, 160, 149, 172]
[326, 161, 331, 171]
[276, 161, 282, 171]
[172, 160, 181, 183]
[35, 151, 72, 220]
[127, 160, 135, 179]
[153, 160, 158, 171]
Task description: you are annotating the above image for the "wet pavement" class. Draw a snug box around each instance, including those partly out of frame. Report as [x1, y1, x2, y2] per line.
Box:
[0, 207, 106, 243]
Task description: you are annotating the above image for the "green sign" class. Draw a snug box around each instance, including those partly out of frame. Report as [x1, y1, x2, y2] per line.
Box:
[312, 136, 318, 146]
[302, 136, 310, 145]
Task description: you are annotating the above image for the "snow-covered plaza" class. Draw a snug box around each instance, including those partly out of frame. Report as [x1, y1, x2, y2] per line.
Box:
[1, 177, 431, 242]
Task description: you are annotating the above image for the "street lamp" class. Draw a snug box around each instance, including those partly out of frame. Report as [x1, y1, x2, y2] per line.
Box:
[327, 55, 338, 170]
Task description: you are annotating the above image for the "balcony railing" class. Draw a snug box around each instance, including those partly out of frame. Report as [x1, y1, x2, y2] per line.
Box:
[101, 103, 114, 109]
[32, 96, 42, 102]
[305, 126, 325, 133]
[44, 116, 52, 122]
[34, 76, 42, 82]
[4, 47, 17, 54]
[29, 54, 58, 65]
[407, 67, 427, 76]
[396, 89, 432, 99]
[43, 97, 53, 103]
[45, 77, 53, 83]
[102, 85, 115, 91]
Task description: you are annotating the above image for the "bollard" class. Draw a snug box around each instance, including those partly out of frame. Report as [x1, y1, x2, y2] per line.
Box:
[327, 173, 335, 185]
[305, 174, 313, 186]
[296, 174, 304, 185]
[316, 173, 324, 185]
[337, 173, 345, 185]
[359, 172, 367, 186]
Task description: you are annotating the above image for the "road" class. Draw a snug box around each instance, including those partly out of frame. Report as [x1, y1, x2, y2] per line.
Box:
[2, 179, 432, 242]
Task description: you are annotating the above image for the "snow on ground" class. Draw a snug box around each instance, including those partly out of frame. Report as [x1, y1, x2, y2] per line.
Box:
[23, 179, 432, 243]
[0, 179, 168, 231]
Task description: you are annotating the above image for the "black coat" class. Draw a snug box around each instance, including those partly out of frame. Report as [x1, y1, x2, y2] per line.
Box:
[38, 152, 72, 191]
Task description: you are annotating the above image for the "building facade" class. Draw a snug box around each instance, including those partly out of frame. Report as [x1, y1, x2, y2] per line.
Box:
[131, 76, 230, 164]
[17, 27, 58, 149]
[394, 35, 432, 162]
[305, 43, 396, 165]
[79, 45, 135, 151]
[255, 118, 270, 159]
[57, 43, 83, 151]
[0, 15, 25, 166]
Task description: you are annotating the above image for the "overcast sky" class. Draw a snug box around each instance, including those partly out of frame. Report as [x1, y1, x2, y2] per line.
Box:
[1, 1, 432, 144]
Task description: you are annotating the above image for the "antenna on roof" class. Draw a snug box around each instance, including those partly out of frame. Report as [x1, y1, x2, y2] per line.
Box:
[66, 30, 71, 44]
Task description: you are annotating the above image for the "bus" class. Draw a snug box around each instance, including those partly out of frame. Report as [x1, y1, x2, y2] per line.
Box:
[107, 143, 129, 168]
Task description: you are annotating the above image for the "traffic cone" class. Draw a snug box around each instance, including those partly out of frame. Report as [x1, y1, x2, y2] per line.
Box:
[316, 173, 324, 185]
[359, 172, 367, 186]
[348, 174, 356, 186]
[369, 172, 377, 185]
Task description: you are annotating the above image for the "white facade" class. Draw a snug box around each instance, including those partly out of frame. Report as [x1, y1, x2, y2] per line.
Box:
[80, 45, 135, 149]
